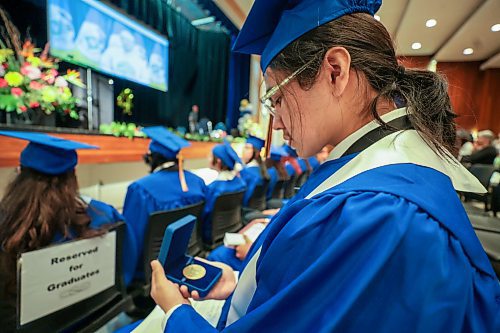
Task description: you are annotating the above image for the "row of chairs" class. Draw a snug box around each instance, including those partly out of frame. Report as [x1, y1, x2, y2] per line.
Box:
[462, 164, 499, 216]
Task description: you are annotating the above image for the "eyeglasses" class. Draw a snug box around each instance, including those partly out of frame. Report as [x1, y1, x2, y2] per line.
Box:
[260, 59, 315, 117]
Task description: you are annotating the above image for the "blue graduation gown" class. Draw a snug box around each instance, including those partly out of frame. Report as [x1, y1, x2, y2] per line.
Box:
[297, 159, 308, 173]
[266, 167, 279, 200]
[122, 170, 207, 279]
[163, 154, 500, 332]
[207, 246, 244, 272]
[240, 166, 264, 206]
[285, 163, 295, 178]
[53, 198, 138, 287]
[202, 176, 247, 242]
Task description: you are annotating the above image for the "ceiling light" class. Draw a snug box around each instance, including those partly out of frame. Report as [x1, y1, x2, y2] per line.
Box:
[374, 15, 380, 21]
[491, 24, 500, 32]
[463, 48, 474, 55]
[411, 42, 422, 50]
[425, 19, 437, 28]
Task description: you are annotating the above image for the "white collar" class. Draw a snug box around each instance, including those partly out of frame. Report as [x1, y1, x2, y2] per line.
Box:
[328, 107, 408, 161]
[153, 161, 176, 173]
[216, 170, 236, 181]
[306, 129, 486, 199]
[246, 160, 259, 168]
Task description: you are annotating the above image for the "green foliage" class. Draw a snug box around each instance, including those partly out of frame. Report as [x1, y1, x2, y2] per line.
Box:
[99, 122, 145, 138]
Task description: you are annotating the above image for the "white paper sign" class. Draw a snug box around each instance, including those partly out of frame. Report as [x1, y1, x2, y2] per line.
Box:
[19, 232, 116, 325]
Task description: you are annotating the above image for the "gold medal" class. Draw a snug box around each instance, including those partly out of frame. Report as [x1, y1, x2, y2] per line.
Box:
[182, 264, 206, 280]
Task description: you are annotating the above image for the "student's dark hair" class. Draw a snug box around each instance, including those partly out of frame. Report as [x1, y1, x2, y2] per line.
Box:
[269, 13, 457, 157]
[250, 148, 270, 180]
[145, 152, 178, 173]
[265, 158, 290, 181]
[0, 167, 104, 294]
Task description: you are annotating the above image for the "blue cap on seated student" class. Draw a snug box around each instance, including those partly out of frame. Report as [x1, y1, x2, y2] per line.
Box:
[283, 144, 298, 158]
[270, 145, 288, 162]
[143, 126, 190, 160]
[212, 143, 243, 170]
[246, 135, 265, 151]
[0, 130, 97, 175]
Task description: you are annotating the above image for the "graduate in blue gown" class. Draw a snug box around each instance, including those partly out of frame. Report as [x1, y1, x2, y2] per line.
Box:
[201, 143, 247, 245]
[264, 145, 289, 200]
[0, 131, 137, 333]
[147, 1, 500, 332]
[239, 136, 269, 207]
[122, 126, 206, 280]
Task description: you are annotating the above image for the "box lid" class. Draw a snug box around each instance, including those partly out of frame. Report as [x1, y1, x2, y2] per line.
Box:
[158, 215, 196, 269]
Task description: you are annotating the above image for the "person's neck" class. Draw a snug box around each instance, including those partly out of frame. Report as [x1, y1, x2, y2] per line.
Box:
[329, 99, 397, 147]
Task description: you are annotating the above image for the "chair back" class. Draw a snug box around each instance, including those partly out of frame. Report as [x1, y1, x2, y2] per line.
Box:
[469, 164, 495, 187]
[247, 180, 269, 211]
[283, 174, 298, 199]
[271, 179, 286, 200]
[143, 201, 205, 283]
[16, 223, 131, 333]
[205, 190, 245, 249]
[295, 170, 310, 193]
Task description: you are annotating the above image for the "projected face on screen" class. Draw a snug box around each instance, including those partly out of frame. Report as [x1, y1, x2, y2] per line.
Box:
[49, 4, 75, 50]
[48, 0, 169, 92]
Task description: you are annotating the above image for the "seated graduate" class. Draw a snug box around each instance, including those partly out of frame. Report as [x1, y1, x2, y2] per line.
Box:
[0, 131, 137, 333]
[122, 126, 207, 280]
[308, 145, 332, 171]
[282, 144, 302, 178]
[265, 145, 290, 201]
[239, 135, 269, 207]
[201, 143, 247, 245]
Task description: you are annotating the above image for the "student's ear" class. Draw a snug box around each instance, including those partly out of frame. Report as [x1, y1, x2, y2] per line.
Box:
[322, 46, 351, 97]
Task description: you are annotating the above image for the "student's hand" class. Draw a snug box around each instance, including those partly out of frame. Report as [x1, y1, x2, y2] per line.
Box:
[179, 257, 237, 301]
[150, 260, 190, 313]
[235, 236, 252, 261]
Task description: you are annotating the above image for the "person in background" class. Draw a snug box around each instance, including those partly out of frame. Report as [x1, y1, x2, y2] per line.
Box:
[240, 135, 269, 207]
[0, 131, 137, 333]
[188, 105, 200, 134]
[265, 145, 290, 201]
[201, 143, 247, 246]
[462, 130, 497, 165]
[149, 0, 499, 331]
[122, 126, 206, 280]
[283, 144, 302, 178]
[456, 129, 474, 162]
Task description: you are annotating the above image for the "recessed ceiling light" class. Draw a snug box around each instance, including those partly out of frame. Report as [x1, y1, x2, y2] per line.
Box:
[374, 15, 381, 21]
[491, 24, 500, 32]
[463, 48, 474, 55]
[426, 19, 437, 28]
[411, 42, 422, 50]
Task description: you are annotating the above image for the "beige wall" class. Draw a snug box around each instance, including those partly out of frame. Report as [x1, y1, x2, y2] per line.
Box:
[0, 158, 208, 212]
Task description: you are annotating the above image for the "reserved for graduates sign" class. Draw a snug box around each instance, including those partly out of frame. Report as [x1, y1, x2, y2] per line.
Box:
[19, 232, 116, 325]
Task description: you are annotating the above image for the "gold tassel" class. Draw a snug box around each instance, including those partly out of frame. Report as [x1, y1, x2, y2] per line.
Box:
[264, 115, 274, 158]
[177, 153, 189, 192]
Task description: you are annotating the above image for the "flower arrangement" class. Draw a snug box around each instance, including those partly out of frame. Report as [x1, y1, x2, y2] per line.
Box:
[0, 7, 84, 120]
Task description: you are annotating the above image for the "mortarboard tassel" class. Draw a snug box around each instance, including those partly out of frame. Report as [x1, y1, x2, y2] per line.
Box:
[264, 115, 274, 159]
[177, 153, 189, 192]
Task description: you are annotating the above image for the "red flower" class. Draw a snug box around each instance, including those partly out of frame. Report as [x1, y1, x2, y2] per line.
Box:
[19, 105, 27, 112]
[29, 101, 40, 108]
[0, 78, 7, 88]
[11, 87, 24, 96]
[29, 81, 44, 90]
[64, 109, 70, 114]
[2, 63, 7, 69]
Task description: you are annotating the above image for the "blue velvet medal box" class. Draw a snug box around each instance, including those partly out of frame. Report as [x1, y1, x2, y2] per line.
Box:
[158, 215, 222, 297]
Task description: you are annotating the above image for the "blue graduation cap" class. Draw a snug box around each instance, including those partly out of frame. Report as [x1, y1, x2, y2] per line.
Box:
[270, 145, 289, 161]
[233, 0, 382, 71]
[143, 126, 190, 159]
[246, 135, 265, 151]
[0, 131, 98, 175]
[283, 144, 298, 158]
[213, 143, 242, 169]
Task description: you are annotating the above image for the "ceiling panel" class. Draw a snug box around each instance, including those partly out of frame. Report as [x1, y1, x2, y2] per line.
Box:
[481, 52, 500, 70]
[375, 0, 408, 37]
[435, 0, 500, 62]
[215, 0, 500, 67]
[394, 0, 484, 56]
